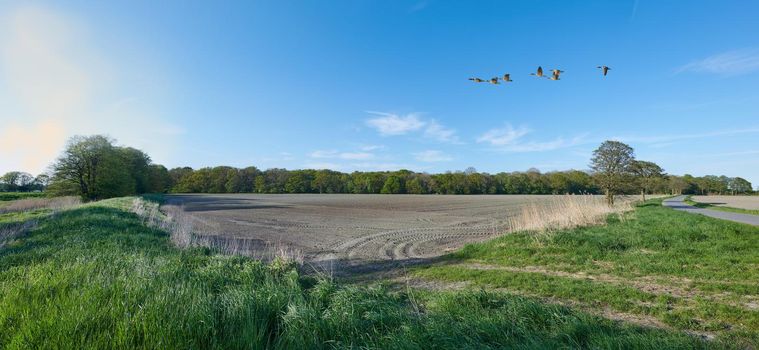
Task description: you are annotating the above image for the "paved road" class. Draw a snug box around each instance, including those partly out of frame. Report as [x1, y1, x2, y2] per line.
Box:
[662, 195, 759, 226]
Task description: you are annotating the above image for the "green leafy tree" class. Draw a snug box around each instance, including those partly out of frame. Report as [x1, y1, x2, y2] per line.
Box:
[381, 175, 403, 194]
[631, 160, 665, 201]
[50, 135, 117, 199]
[729, 177, 752, 194]
[1, 171, 34, 192]
[147, 165, 172, 193]
[590, 140, 635, 205]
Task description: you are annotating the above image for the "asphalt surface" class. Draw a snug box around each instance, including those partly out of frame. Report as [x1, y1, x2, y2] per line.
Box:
[662, 195, 759, 226]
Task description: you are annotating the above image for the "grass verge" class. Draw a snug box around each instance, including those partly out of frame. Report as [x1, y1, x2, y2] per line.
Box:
[685, 196, 759, 216]
[412, 199, 759, 345]
[0, 197, 720, 349]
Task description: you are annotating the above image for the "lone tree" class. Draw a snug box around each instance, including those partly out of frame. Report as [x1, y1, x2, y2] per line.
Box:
[631, 160, 665, 201]
[49, 135, 153, 200]
[590, 140, 635, 205]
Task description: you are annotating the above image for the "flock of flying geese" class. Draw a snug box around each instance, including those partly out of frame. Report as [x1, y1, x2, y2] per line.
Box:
[468, 65, 611, 85]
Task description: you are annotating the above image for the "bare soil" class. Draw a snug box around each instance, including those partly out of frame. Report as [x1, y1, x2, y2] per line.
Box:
[691, 195, 759, 210]
[166, 194, 560, 269]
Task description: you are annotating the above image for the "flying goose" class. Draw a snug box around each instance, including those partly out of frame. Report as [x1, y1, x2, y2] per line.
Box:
[530, 66, 544, 77]
[597, 66, 611, 76]
[468, 77, 486, 83]
[502, 74, 513, 82]
[489, 77, 500, 84]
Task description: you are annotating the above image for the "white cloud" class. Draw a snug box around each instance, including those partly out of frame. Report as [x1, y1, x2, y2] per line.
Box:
[496, 136, 587, 152]
[351, 162, 419, 171]
[309, 150, 374, 160]
[360, 144, 385, 151]
[365, 111, 460, 144]
[413, 150, 453, 162]
[309, 150, 338, 158]
[304, 162, 344, 170]
[424, 120, 461, 143]
[365, 112, 425, 135]
[339, 152, 374, 160]
[477, 124, 587, 153]
[676, 48, 759, 76]
[476, 125, 530, 146]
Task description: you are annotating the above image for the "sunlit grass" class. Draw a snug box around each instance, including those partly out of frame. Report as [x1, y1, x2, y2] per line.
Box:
[412, 199, 759, 344]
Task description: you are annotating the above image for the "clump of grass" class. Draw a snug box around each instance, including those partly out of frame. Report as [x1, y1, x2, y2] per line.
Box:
[508, 195, 634, 240]
[0, 196, 81, 214]
[0, 199, 717, 349]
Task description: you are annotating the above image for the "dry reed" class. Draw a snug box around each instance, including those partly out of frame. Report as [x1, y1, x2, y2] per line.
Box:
[0, 196, 81, 214]
[508, 195, 634, 240]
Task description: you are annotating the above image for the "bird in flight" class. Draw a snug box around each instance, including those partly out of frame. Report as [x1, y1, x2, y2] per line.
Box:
[502, 74, 513, 82]
[597, 66, 611, 76]
[468, 77, 486, 83]
[489, 77, 500, 84]
[530, 66, 544, 78]
[548, 69, 563, 81]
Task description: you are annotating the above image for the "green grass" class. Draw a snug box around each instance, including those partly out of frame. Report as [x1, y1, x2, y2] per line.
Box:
[0, 192, 45, 201]
[412, 200, 759, 344]
[0, 198, 720, 349]
[684, 196, 759, 216]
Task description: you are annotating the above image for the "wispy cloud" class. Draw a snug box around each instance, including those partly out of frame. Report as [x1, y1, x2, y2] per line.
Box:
[629, 0, 640, 21]
[477, 124, 587, 153]
[309, 150, 374, 160]
[413, 150, 453, 162]
[304, 162, 343, 170]
[365, 111, 460, 143]
[360, 144, 385, 151]
[476, 125, 530, 146]
[613, 127, 759, 144]
[365, 112, 425, 135]
[676, 48, 759, 76]
[408, 1, 429, 13]
[424, 119, 461, 143]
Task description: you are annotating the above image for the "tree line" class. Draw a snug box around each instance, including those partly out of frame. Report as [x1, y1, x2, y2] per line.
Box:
[1, 135, 753, 200]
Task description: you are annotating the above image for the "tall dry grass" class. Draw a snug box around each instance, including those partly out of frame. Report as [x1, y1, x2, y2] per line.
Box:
[0, 196, 81, 214]
[130, 198, 303, 264]
[508, 195, 634, 240]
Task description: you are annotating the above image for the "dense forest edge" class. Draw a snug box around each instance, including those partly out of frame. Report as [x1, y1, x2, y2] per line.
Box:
[1, 135, 754, 200]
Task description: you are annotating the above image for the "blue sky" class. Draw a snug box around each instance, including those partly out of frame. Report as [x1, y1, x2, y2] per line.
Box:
[1, 1, 758, 186]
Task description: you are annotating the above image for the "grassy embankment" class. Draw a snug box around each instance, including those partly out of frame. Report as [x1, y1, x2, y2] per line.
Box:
[684, 196, 759, 216]
[0, 197, 718, 349]
[412, 199, 759, 346]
